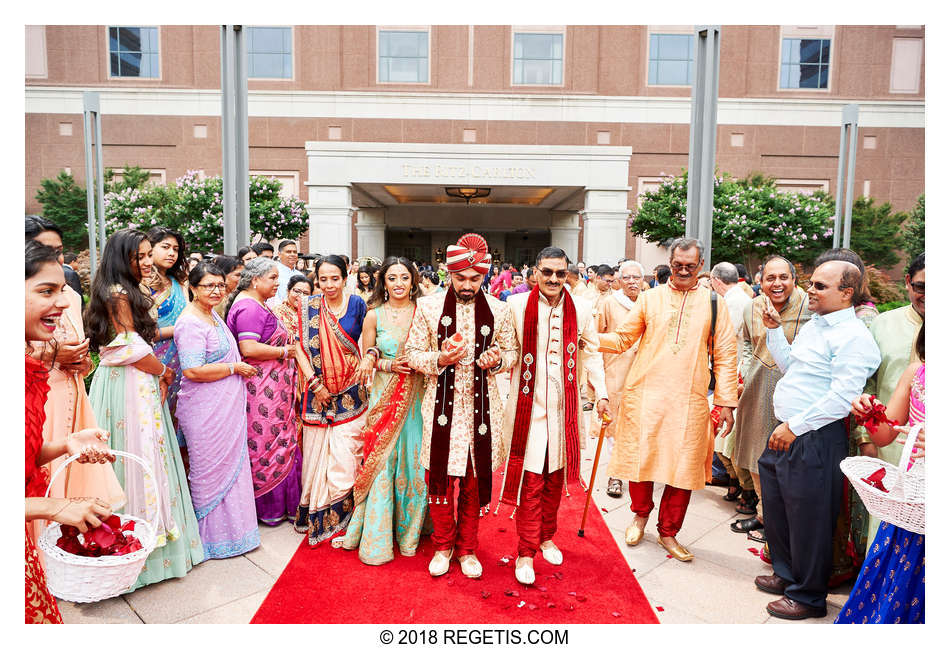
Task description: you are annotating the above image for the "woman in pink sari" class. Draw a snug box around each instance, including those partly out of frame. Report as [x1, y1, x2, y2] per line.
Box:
[225, 257, 302, 525]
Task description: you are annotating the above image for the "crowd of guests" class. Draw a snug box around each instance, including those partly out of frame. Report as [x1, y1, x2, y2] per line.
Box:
[25, 216, 923, 624]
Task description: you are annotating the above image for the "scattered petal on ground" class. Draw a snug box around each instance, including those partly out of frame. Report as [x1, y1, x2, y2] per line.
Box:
[505, 589, 518, 597]
[517, 601, 526, 608]
[611, 611, 621, 618]
[481, 590, 491, 599]
[656, 606, 665, 612]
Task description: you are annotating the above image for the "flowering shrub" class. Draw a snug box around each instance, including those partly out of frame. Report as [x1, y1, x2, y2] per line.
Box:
[631, 171, 835, 268]
[104, 170, 308, 252]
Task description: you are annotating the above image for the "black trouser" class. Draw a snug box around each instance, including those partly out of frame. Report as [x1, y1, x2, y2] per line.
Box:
[758, 420, 847, 610]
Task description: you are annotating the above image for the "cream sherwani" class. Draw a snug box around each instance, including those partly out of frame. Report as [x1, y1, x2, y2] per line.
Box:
[714, 283, 751, 457]
[405, 291, 518, 477]
[501, 291, 607, 478]
[597, 291, 639, 438]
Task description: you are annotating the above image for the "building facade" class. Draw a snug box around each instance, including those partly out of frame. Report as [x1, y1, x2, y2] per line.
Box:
[25, 25, 925, 269]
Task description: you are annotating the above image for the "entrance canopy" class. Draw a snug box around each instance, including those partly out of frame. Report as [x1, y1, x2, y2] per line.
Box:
[304, 142, 632, 264]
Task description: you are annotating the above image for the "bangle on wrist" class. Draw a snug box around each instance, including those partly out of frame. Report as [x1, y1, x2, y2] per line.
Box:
[228, 363, 235, 375]
[366, 347, 380, 359]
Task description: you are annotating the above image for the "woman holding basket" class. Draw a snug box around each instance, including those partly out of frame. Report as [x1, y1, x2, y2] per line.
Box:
[836, 323, 925, 624]
[25, 241, 116, 623]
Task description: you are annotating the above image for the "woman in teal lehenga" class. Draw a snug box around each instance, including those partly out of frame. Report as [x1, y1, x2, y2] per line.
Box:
[343, 257, 429, 564]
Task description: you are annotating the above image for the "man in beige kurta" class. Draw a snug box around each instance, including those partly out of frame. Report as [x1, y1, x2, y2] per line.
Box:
[598, 239, 738, 561]
[405, 233, 518, 579]
[500, 248, 609, 584]
[597, 259, 644, 498]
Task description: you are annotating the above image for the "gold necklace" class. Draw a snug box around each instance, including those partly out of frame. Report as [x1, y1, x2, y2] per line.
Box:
[326, 294, 347, 318]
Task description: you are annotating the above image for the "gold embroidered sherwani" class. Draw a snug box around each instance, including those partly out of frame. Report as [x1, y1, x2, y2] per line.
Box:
[405, 291, 518, 477]
[501, 291, 607, 482]
[598, 283, 739, 490]
[597, 292, 639, 438]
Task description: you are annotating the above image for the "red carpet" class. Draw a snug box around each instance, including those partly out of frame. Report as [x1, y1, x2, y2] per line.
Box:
[252, 470, 658, 624]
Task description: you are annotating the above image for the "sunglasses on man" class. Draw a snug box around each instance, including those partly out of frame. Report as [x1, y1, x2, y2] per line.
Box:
[537, 267, 568, 279]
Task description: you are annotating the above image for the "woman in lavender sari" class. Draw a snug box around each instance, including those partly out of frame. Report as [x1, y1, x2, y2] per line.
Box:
[225, 257, 302, 525]
[175, 262, 260, 558]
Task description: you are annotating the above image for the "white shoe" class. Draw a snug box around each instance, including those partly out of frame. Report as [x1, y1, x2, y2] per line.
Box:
[428, 549, 452, 577]
[515, 556, 535, 585]
[540, 542, 563, 566]
[458, 554, 483, 579]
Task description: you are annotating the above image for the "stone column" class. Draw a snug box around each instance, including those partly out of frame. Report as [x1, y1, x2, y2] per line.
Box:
[306, 185, 355, 257]
[549, 211, 581, 262]
[580, 188, 631, 264]
[355, 208, 386, 261]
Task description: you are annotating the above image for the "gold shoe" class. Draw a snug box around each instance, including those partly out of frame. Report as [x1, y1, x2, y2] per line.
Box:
[658, 536, 694, 562]
[624, 516, 648, 546]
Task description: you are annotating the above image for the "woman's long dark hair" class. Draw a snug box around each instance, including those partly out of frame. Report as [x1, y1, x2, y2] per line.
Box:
[147, 226, 187, 284]
[367, 256, 420, 308]
[84, 229, 156, 351]
[916, 321, 925, 363]
[356, 264, 376, 292]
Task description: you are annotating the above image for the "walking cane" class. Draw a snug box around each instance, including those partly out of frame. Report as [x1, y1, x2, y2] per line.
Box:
[578, 412, 611, 537]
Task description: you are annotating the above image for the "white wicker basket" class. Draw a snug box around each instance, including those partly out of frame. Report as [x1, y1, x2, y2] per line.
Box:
[840, 423, 925, 535]
[37, 450, 159, 603]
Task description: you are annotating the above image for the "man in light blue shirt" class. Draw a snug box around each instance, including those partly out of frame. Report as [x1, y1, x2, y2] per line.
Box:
[270, 239, 298, 306]
[754, 260, 880, 621]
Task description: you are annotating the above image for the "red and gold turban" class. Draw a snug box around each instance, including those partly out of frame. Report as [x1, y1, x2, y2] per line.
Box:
[445, 233, 492, 274]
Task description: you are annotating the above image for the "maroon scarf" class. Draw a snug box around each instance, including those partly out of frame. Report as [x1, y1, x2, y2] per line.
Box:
[501, 285, 580, 505]
[429, 287, 495, 507]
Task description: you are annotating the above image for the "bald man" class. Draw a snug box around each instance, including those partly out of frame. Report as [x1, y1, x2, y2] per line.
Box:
[754, 260, 880, 620]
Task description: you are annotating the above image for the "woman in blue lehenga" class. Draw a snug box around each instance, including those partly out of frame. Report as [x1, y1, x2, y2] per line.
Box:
[145, 227, 189, 447]
[837, 325, 925, 624]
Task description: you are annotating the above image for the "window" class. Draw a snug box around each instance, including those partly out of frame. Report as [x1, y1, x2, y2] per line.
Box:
[111, 168, 166, 186]
[378, 30, 429, 83]
[890, 38, 922, 93]
[780, 38, 831, 89]
[648, 33, 694, 85]
[513, 32, 563, 85]
[25, 25, 47, 78]
[775, 179, 829, 195]
[108, 27, 159, 78]
[247, 26, 292, 79]
[251, 171, 299, 198]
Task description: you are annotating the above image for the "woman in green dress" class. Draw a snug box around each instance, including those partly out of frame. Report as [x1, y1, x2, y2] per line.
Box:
[84, 228, 204, 590]
[343, 256, 429, 564]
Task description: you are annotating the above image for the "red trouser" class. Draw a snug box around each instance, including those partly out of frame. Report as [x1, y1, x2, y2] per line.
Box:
[426, 457, 481, 555]
[516, 463, 565, 558]
[628, 481, 692, 537]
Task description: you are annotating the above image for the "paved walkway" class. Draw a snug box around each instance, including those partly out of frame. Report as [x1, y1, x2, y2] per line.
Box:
[57, 426, 851, 624]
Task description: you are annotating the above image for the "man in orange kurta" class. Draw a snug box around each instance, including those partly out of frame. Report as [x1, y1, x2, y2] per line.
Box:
[598, 238, 738, 561]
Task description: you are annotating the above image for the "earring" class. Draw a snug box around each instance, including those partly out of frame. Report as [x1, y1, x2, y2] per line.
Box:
[385, 289, 390, 301]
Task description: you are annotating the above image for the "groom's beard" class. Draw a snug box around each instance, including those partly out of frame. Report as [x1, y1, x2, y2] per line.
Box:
[454, 288, 477, 303]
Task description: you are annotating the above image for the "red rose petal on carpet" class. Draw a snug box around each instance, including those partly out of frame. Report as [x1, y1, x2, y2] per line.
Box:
[251, 469, 658, 624]
[656, 606, 664, 612]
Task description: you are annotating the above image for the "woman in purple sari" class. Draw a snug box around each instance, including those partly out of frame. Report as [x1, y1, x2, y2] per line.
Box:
[175, 262, 260, 558]
[225, 257, 302, 525]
